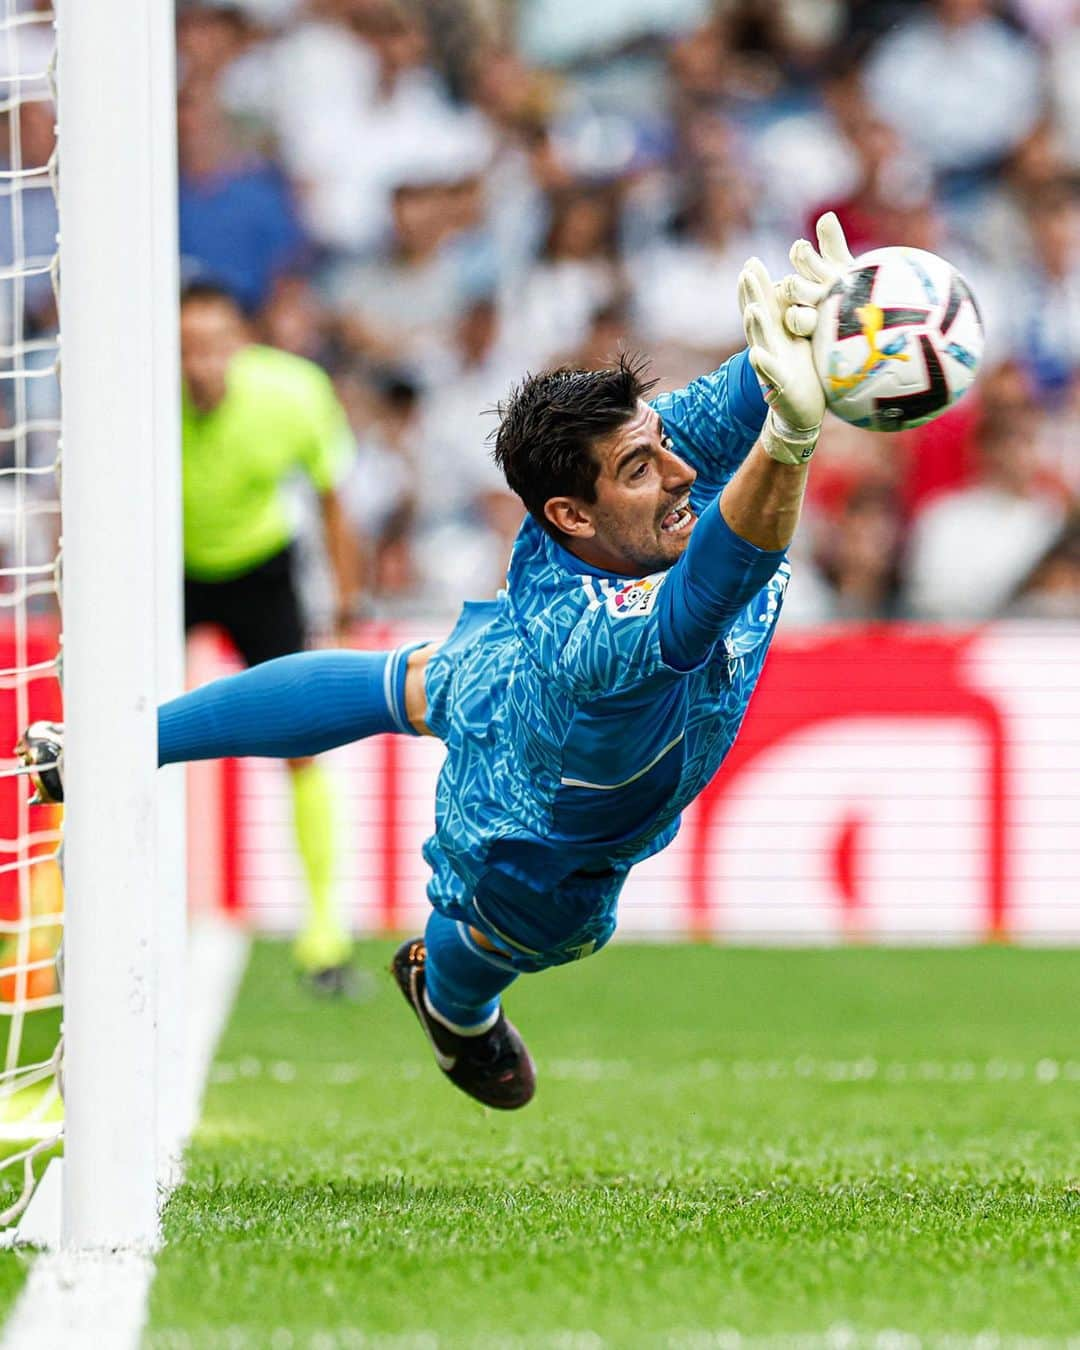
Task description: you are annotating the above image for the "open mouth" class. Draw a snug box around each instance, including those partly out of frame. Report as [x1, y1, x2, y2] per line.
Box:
[660, 498, 694, 535]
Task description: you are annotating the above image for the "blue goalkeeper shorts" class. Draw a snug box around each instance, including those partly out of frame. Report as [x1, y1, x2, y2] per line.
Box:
[424, 597, 631, 973]
[447, 864, 630, 975]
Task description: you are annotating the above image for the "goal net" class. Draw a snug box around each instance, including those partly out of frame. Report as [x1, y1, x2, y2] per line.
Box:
[0, 0, 63, 1229]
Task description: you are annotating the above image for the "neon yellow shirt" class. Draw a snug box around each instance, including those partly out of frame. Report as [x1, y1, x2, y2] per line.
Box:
[182, 345, 352, 581]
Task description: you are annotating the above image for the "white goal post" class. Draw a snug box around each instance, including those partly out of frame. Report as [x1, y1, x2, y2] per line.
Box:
[55, 0, 184, 1249]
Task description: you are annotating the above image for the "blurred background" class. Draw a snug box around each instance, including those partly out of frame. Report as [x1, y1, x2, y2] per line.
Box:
[1, 0, 1078, 1251]
[4, 0, 1080, 950]
[156, 0, 1079, 943]
[4, 0, 1080, 626]
[166, 0, 1080, 627]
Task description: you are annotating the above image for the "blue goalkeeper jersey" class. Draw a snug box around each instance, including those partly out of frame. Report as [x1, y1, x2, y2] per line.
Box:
[422, 349, 787, 915]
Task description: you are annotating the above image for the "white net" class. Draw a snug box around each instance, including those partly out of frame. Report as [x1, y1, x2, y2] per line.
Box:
[0, 0, 62, 1229]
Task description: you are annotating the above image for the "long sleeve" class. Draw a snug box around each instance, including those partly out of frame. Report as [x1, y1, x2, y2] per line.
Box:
[651, 349, 768, 498]
[655, 500, 787, 672]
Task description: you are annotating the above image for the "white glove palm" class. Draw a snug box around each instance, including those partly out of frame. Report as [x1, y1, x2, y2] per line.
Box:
[779, 211, 856, 338]
[739, 255, 825, 465]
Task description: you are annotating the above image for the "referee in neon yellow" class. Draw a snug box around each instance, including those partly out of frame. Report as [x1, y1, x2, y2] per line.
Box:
[180, 281, 363, 993]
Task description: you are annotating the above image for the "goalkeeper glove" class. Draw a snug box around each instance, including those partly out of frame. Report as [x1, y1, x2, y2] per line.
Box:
[779, 210, 856, 338]
[738, 256, 824, 465]
[15, 721, 64, 804]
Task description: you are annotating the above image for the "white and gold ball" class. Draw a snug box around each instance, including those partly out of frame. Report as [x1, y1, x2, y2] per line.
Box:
[811, 246, 985, 433]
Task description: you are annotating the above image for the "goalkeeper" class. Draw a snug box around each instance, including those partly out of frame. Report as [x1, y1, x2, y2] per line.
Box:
[27, 220, 852, 1109]
[179, 281, 363, 993]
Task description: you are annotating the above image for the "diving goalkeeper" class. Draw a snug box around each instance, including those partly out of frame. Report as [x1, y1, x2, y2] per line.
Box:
[23, 220, 853, 1111]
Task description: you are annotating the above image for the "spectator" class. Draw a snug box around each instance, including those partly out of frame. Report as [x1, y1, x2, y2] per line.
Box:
[413, 299, 523, 605]
[175, 0, 1080, 624]
[979, 123, 1069, 279]
[234, 0, 491, 256]
[1000, 184, 1080, 401]
[0, 98, 59, 484]
[567, 301, 633, 373]
[803, 78, 933, 256]
[1007, 513, 1080, 619]
[328, 169, 487, 384]
[632, 170, 784, 363]
[220, 0, 382, 253]
[258, 274, 333, 366]
[516, 0, 712, 68]
[899, 353, 1042, 521]
[1033, 369, 1080, 499]
[864, 0, 1042, 191]
[0, 98, 56, 341]
[178, 76, 309, 312]
[1048, 17, 1080, 170]
[751, 56, 865, 242]
[508, 185, 624, 370]
[177, 2, 253, 85]
[336, 367, 419, 604]
[817, 481, 905, 620]
[416, 298, 520, 511]
[903, 388, 1067, 620]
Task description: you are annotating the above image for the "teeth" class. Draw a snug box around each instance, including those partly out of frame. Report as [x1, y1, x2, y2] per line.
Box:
[661, 503, 692, 534]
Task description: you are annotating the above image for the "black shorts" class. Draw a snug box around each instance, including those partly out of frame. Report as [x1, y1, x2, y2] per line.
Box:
[184, 545, 305, 668]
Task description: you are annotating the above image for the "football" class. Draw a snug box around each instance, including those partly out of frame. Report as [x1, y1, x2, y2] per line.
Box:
[811, 245, 985, 433]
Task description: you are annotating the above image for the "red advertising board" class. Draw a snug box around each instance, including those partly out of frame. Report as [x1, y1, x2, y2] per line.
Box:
[191, 622, 1080, 943]
[0, 622, 61, 923]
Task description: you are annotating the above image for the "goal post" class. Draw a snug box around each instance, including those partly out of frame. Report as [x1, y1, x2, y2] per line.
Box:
[56, 0, 183, 1249]
[149, 0, 188, 1194]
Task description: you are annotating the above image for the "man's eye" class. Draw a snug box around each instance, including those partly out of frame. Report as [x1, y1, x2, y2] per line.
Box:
[632, 462, 648, 479]
[661, 434, 674, 452]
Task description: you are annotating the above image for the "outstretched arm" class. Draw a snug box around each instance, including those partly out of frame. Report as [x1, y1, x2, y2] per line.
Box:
[655, 254, 826, 670]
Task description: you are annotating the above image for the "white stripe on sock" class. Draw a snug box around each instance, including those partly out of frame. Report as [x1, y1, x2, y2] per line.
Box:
[422, 986, 500, 1037]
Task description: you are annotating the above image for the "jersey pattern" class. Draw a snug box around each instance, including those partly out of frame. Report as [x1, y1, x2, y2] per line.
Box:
[421, 353, 783, 921]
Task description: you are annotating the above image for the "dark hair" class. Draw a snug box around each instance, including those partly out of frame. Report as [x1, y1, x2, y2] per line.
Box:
[371, 365, 420, 413]
[492, 352, 656, 539]
[180, 278, 242, 312]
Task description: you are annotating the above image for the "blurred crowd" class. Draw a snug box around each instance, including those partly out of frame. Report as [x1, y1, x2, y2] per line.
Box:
[4, 0, 1080, 622]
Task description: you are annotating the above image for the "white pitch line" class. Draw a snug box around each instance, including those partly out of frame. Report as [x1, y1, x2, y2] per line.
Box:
[182, 917, 252, 1139]
[0, 916, 250, 1350]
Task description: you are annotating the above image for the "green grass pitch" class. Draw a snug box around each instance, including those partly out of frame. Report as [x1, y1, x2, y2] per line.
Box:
[0, 1006, 61, 1323]
[142, 941, 1079, 1347]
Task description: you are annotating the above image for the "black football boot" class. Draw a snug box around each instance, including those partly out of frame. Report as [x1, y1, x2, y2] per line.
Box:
[391, 936, 535, 1110]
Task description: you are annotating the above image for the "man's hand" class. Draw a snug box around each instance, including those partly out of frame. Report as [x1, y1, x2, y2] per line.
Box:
[779, 211, 856, 338]
[739, 256, 824, 466]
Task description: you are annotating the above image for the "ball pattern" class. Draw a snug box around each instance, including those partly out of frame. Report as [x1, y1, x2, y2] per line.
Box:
[811, 246, 985, 433]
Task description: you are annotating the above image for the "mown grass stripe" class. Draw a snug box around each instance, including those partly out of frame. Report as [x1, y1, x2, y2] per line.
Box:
[150, 943, 1080, 1346]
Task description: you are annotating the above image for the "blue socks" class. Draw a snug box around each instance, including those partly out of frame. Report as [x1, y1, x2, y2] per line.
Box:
[423, 910, 518, 1033]
[158, 646, 420, 765]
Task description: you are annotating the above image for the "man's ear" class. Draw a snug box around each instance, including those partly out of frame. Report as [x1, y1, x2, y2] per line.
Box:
[544, 497, 596, 538]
